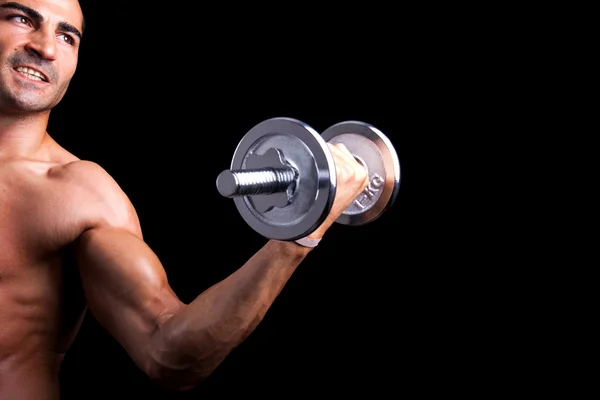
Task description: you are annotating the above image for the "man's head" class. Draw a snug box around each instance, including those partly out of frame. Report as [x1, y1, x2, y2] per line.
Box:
[0, 0, 83, 114]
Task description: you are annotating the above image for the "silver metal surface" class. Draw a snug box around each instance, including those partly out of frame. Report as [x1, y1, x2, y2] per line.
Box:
[230, 117, 337, 240]
[217, 148, 298, 212]
[244, 148, 297, 213]
[321, 121, 400, 225]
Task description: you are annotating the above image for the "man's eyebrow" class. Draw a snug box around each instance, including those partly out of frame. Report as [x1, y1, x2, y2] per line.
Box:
[0, 2, 82, 39]
[0, 2, 42, 21]
[58, 21, 81, 39]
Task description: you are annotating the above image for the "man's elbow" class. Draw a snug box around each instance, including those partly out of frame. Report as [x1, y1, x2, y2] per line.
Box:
[143, 324, 221, 391]
[142, 308, 237, 390]
[145, 359, 212, 391]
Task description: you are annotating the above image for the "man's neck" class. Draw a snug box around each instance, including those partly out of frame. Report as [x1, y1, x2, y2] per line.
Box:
[0, 111, 51, 160]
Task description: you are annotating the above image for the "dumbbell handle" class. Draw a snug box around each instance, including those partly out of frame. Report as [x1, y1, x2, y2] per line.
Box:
[216, 167, 297, 198]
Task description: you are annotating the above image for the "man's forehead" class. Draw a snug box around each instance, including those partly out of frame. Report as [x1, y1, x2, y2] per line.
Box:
[0, 0, 83, 31]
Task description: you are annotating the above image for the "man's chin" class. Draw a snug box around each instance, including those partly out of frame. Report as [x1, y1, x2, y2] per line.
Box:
[0, 97, 54, 115]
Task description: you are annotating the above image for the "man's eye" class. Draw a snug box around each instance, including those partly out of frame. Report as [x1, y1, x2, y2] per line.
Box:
[59, 33, 75, 45]
[10, 15, 31, 26]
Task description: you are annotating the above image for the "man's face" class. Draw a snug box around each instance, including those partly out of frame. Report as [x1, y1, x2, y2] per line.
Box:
[0, 0, 83, 114]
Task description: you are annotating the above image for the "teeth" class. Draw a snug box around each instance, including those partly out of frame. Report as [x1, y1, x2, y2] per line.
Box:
[15, 66, 46, 81]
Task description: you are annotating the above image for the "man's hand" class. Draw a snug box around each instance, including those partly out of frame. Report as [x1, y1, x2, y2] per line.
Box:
[307, 143, 369, 240]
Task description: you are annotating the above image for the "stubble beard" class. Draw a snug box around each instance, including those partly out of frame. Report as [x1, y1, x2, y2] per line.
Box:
[0, 75, 70, 115]
[0, 52, 68, 114]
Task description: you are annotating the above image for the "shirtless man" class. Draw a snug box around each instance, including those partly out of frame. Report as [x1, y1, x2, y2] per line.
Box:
[0, 0, 369, 398]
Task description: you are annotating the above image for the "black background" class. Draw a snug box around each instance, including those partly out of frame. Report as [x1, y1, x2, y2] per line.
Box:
[48, 1, 545, 398]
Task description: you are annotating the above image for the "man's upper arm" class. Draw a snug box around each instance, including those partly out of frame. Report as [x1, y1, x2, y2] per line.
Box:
[68, 161, 184, 372]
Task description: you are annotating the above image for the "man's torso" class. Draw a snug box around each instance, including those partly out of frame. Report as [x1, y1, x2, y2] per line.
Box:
[0, 156, 90, 398]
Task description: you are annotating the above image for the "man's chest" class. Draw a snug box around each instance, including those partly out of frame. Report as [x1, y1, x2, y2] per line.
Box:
[0, 162, 85, 264]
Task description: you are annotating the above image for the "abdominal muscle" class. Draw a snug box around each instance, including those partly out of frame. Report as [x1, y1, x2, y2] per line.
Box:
[0, 255, 87, 400]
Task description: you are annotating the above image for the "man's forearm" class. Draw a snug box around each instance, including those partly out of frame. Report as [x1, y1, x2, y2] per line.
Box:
[147, 239, 312, 388]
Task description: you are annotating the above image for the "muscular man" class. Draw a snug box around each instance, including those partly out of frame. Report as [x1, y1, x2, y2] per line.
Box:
[0, 0, 369, 398]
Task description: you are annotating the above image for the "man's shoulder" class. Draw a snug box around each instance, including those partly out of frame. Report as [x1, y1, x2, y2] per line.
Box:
[49, 159, 139, 228]
[48, 160, 131, 210]
[50, 159, 123, 193]
[51, 159, 110, 179]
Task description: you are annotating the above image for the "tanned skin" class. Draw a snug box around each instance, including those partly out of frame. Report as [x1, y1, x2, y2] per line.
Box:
[0, 0, 369, 398]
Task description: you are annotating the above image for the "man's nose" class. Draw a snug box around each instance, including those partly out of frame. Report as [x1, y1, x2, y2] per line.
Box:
[25, 28, 58, 60]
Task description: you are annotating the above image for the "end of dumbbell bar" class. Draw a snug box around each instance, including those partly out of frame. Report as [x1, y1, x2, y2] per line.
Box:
[216, 170, 238, 197]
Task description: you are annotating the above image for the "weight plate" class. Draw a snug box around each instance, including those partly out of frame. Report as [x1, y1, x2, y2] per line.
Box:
[230, 117, 337, 241]
[321, 121, 400, 225]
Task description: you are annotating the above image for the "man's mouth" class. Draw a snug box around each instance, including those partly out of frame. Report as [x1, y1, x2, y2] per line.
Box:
[14, 66, 48, 82]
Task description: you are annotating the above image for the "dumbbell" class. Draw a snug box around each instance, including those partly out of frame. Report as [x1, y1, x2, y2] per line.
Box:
[216, 117, 401, 241]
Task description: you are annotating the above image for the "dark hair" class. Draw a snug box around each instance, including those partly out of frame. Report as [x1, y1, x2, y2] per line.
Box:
[78, 1, 86, 34]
